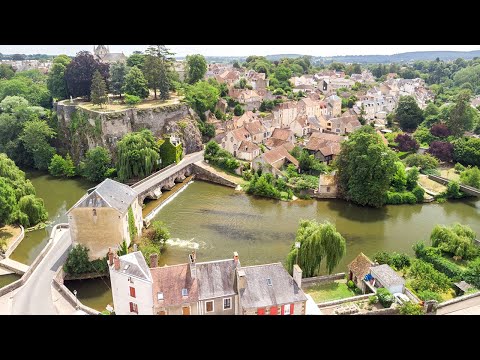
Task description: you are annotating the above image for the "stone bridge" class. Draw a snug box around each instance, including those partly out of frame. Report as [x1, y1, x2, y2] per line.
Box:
[428, 175, 480, 197]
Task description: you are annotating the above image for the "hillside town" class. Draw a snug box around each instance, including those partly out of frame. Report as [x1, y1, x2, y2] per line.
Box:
[0, 45, 479, 316]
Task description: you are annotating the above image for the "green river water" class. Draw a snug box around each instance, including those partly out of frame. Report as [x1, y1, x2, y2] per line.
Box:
[4, 174, 479, 311]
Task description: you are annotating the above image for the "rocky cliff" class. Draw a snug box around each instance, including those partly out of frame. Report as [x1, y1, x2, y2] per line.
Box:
[54, 101, 203, 162]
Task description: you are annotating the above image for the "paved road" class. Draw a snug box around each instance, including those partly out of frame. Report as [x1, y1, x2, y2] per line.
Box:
[437, 295, 480, 315]
[11, 228, 72, 315]
[132, 150, 204, 194]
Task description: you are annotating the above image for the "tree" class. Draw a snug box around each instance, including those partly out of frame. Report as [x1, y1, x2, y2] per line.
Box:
[395, 96, 424, 131]
[0, 178, 16, 226]
[185, 54, 207, 84]
[63, 244, 91, 275]
[391, 161, 407, 192]
[123, 66, 149, 99]
[126, 53, 145, 70]
[404, 153, 439, 172]
[148, 220, 170, 248]
[184, 81, 220, 118]
[17, 195, 48, 226]
[406, 167, 420, 191]
[90, 70, 108, 107]
[116, 129, 160, 182]
[460, 166, 480, 188]
[234, 104, 244, 116]
[336, 126, 397, 208]
[430, 223, 478, 260]
[430, 123, 451, 138]
[427, 141, 453, 162]
[399, 302, 424, 315]
[158, 61, 170, 100]
[0, 72, 51, 107]
[285, 220, 346, 277]
[80, 146, 113, 182]
[453, 137, 480, 167]
[20, 120, 56, 171]
[47, 55, 71, 100]
[109, 61, 127, 97]
[446, 90, 475, 136]
[143, 55, 162, 99]
[0, 63, 15, 80]
[48, 154, 75, 177]
[65, 51, 109, 99]
[233, 61, 240, 69]
[395, 133, 419, 152]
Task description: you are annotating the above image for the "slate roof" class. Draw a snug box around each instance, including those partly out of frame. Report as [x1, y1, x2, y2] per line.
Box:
[348, 253, 374, 281]
[238, 263, 307, 309]
[68, 178, 137, 214]
[196, 259, 237, 300]
[112, 252, 152, 282]
[151, 263, 199, 307]
[370, 264, 405, 289]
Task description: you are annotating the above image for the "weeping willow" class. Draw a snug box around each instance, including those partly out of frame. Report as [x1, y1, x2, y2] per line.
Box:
[116, 130, 160, 182]
[430, 223, 478, 260]
[18, 195, 48, 227]
[286, 220, 346, 277]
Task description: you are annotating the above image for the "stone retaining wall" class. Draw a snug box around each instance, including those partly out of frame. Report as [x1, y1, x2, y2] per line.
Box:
[301, 273, 345, 288]
[317, 293, 373, 308]
[4, 225, 25, 258]
[191, 163, 238, 188]
[355, 307, 399, 315]
[436, 290, 480, 309]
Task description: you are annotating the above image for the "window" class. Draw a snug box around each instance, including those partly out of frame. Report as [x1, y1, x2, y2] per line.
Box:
[327, 187, 330, 193]
[223, 298, 232, 310]
[129, 287, 136, 298]
[157, 292, 164, 301]
[205, 300, 214, 313]
[92, 209, 97, 216]
[283, 304, 291, 315]
[266, 278, 273, 286]
[182, 288, 188, 297]
[129, 302, 138, 314]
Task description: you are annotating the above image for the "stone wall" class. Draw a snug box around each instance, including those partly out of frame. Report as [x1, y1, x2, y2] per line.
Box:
[317, 293, 373, 308]
[191, 164, 238, 188]
[4, 225, 25, 258]
[301, 273, 345, 288]
[55, 102, 203, 163]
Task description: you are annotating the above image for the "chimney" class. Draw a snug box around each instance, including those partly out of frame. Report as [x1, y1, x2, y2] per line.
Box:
[150, 253, 158, 268]
[293, 264, 302, 289]
[114, 255, 120, 271]
[133, 243, 138, 252]
[233, 251, 239, 267]
[237, 269, 246, 290]
[189, 251, 196, 279]
[108, 248, 114, 266]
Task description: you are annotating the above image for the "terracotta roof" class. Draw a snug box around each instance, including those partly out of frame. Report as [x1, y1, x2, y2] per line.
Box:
[319, 143, 341, 157]
[245, 120, 266, 135]
[265, 137, 288, 149]
[276, 101, 298, 110]
[238, 140, 259, 153]
[295, 115, 309, 128]
[231, 127, 251, 142]
[237, 263, 307, 309]
[329, 115, 361, 131]
[348, 253, 374, 281]
[271, 128, 294, 141]
[151, 263, 199, 308]
[262, 146, 299, 167]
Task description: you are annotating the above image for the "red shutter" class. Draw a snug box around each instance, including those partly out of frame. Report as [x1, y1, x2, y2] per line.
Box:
[129, 302, 134, 312]
[290, 303, 294, 315]
[130, 287, 136, 298]
[270, 306, 278, 315]
[281, 305, 285, 315]
[257, 308, 265, 315]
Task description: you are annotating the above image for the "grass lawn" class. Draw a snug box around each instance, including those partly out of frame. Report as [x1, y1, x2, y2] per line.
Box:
[78, 96, 183, 112]
[305, 280, 355, 303]
[0, 225, 21, 251]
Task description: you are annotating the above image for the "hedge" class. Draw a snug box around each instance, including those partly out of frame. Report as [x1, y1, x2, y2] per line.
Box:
[414, 243, 465, 281]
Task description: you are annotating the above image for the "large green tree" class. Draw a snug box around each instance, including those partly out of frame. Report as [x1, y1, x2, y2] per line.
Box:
[158, 61, 170, 100]
[395, 96, 424, 131]
[90, 70, 108, 107]
[109, 61, 127, 97]
[0, 178, 17, 226]
[336, 126, 397, 208]
[0, 63, 15, 80]
[285, 220, 346, 277]
[123, 66, 149, 99]
[116, 129, 160, 182]
[0, 71, 51, 107]
[185, 81, 220, 118]
[126, 53, 145, 70]
[453, 137, 480, 167]
[20, 120, 56, 171]
[65, 51, 109, 99]
[186, 54, 207, 84]
[142, 55, 162, 99]
[446, 90, 476, 136]
[80, 146, 113, 183]
[47, 55, 71, 100]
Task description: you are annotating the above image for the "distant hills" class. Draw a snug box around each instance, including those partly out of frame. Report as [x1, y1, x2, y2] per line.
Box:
[197, 50, 480, 64]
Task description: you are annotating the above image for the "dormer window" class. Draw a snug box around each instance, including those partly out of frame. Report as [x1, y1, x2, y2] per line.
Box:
[182, 288, 188, 297]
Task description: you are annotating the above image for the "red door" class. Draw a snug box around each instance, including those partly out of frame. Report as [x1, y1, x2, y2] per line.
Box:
[257, 308, 265, 315]
[270, 306, 278, 315]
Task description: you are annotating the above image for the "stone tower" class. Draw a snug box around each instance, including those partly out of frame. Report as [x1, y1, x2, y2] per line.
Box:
[94, 45, 109, 60]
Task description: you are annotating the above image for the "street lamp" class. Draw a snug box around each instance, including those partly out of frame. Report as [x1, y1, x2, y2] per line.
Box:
[73, 290, 78, 310]
[295, 242, 301, 265]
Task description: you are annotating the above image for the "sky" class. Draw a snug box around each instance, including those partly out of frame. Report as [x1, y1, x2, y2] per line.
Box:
[0, 45, 479, 57]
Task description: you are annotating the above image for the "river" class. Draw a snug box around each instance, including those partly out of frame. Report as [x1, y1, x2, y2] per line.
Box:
[9, 174, 480, 311]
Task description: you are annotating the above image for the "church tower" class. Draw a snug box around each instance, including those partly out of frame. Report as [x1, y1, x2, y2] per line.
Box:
[94, 45, 109, 60]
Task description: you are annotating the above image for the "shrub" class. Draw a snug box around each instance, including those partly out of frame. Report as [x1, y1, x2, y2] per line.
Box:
[368, 295, 379, 305]
[391, 253, 411, 270]
[414, 243, 465, 280]
[464, 258, 480, 288]
[404, 153, 439, 171]
[430, 223, 478, 260]
[354, 287, 363, 295]
[376, 288, 395, 308]
[385, 191, 417, 205]
[427, 141, 454, 162]
[460, 166, 480, 189]
[444, 181, 465, 199]
[124, 94, 141, 106]
[407, 259, 452, 293]
[347, 280, 355, 289]
[395, 133, 419, 152]
[417, 290, 443, 303]
[399, 302, 424, 315]
[454, 163, 466, 173]
[373, 251, 392, 265]
[412, 186, 425, 202]
[430, 124, 452, 138]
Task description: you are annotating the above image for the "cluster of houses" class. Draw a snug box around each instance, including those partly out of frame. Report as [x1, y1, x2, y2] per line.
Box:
[0, 59, 52, 74]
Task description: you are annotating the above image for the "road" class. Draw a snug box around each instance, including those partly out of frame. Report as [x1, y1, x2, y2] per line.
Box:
[436, 295, 480, 315]
[132, 150, 204, 194]
[11, 228, 72, 315]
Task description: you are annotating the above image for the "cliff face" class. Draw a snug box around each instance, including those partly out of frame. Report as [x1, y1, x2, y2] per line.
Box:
[54, 102, 203, 162]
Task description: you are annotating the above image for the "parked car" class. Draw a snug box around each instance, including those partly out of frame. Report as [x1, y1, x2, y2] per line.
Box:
[393, 293, 410, 305]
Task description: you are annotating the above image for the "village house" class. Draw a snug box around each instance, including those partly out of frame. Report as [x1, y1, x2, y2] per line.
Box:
[289, 115, 311, 137]
[326, 95, 342, 117]
[230, 89, 263, 111]
[317, 173, 338, 198]
[272, 101, 298, 128]
[67, 178, 143, 260]
[298, 97, 325, 118]
[246, 71, 269, 91]
[305, 132, 343, 163]
[235, 140, 260, 161]
[222, 127, 252, 158]
[237, 263, 307, 315]
[216, 98, 228, 114]
[252, 146, 299, 176]
[348, 253, 375, 294]
[245, 120, 268, 144]
[264, 128, 295, 150]
[327, 115, 361, 135]
[329, 78, 355, 90]
[367, 264, 406, 295]
[293, 84, 315, 94]
[216, 70, 240, 85]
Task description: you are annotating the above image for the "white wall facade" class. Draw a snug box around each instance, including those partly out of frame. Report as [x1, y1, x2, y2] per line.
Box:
[110, 268, 154, 315]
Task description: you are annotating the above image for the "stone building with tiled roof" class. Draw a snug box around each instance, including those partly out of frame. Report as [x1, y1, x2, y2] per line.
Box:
[348, 253, 374, 293]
